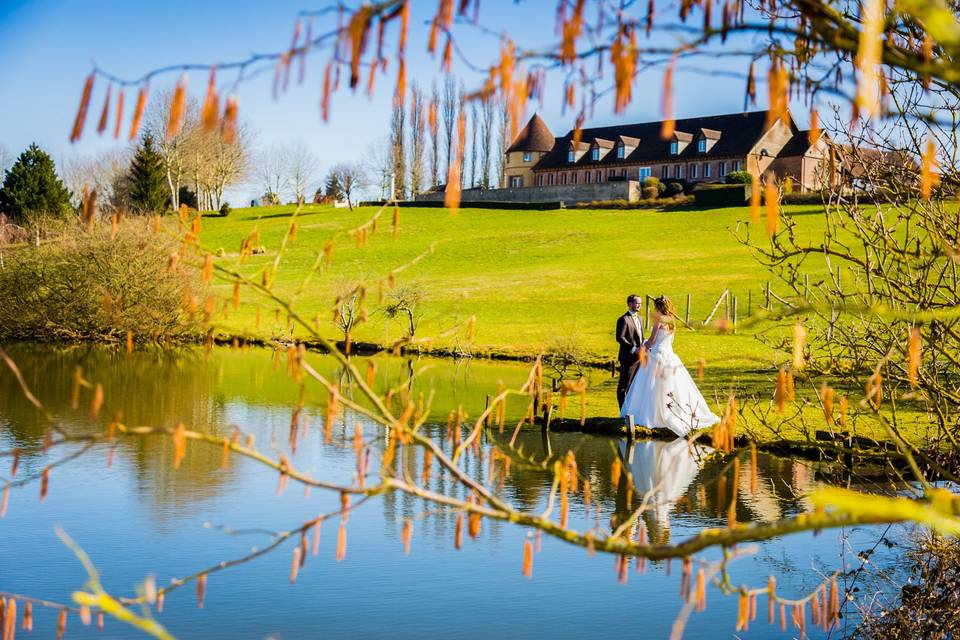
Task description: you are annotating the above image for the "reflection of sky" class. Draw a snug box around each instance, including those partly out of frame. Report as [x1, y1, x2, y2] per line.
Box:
[0, 347, 911, 639]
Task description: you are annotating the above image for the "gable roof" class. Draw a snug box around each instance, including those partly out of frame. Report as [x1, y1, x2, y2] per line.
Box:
[533, 110, 781, 170]
[506, 113, 555, 153]
[778, 131, 814, 157]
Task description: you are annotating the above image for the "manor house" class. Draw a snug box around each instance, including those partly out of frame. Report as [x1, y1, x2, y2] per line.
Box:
[502, 110, 824, 197]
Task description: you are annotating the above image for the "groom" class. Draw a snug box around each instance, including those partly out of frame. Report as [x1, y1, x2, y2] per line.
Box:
[616, 294, 646, 408]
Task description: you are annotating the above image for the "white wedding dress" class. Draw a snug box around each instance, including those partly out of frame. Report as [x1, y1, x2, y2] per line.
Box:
[619, 322, 720, 437]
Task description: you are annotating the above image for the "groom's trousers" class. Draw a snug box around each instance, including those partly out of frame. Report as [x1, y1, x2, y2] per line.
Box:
[617, 359, 641, 408]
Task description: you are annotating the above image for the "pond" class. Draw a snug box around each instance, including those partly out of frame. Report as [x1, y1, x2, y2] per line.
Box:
[0, 344, 912, 639]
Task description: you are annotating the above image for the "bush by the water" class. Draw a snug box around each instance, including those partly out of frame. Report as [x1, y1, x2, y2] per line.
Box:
[0, 221, 202, 342]
[219, 202, 232, 217]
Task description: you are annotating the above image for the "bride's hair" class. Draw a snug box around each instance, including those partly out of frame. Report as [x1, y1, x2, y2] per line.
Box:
[654, 296, 675, 325]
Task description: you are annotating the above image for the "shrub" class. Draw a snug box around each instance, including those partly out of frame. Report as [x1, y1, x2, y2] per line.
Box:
[725, 171, 753, 184]
[0, 221, 202, 342]
[665, 181, 684, 196]
[642, 176, 660, 200]
[219, 202, 232, 217]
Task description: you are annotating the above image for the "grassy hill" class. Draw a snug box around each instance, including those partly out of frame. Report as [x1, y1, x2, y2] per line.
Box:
[199, 202, 826, 374]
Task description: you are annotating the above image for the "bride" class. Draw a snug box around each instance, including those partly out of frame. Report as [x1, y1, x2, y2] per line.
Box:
[619, 296, 720, 437]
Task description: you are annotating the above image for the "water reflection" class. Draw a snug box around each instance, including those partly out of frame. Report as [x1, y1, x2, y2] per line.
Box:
[0, 344, 909, 639]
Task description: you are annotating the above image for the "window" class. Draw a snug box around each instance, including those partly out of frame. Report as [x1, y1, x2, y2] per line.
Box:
[523, 152, 532, 162]
[661, 165, 669, 179]
[548, 174, 555, 186]
[591, 148, 600, 161]
[616, 145, 625, 159]
[690, 164, 698, 179]
[536, 174, 543, 186]
[621, 169, 627, 178]
[608, 169, 616, 179]
[509, 176, 523, 188]
[567, 150, 575, 163]
[572, 172, 578, 184]
[670, 141, 679, 155]
[639, 167, 652, 179]
[674, 165, 683, 179]
[560, 173, 567, 185]
[585, 171, 592, 183]
[596, 170, 603, 183]
[719, 161, 727, 176]
[698, 139, 707, 153]
[733, 160, 742, 171]
[703, 163, 711, 178]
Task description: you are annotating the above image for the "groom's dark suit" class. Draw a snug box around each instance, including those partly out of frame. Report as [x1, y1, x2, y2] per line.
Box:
[616, 311, 646, 408]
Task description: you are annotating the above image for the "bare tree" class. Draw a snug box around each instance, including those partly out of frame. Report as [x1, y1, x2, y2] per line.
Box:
[496, 96, 509, 189]
[329, 162, 366, 210]
[389, 99, 406, 199]
[469, 99, 478, 188]
[429, 81, 440, 191]
[364, 136, 393, 200]
[479, 94, 495, 188]
[408, 84, 426, 196]
[257, 143, 290, 204]
[441, 76, 458, 184]
[383, 284, 426, 345]
[202, 123, 252, 209]
[144, 88, 199, 212]
[0, 144, 13, 177]
[285, 140, 320, 205]
[60, 148, 133, 212]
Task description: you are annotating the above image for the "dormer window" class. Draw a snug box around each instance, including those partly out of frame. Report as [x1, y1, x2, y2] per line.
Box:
[567, 150, 575, 163]
[697, 128, 721, 153]
[616, 145, 625, 159]
[523, 152, 532, 162]
[697, 139, 707, 153]
[591, 148, 600, 161]
[670, 141, 679, 155]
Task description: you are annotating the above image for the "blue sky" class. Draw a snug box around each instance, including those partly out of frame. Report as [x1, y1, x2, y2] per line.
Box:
[0, 0, 815, 201]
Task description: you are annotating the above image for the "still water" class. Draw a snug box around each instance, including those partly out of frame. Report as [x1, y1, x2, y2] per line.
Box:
[0, 344, 909, 639]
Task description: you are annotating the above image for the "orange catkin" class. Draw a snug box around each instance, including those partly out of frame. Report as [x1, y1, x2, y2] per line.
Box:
[401, 519, 413, 555]
[454, 512, 464, 550]
[522, 536, 533, 578]
[196, 574, 207, 608]
[113, 89, 125, 139]
[764, 178, 780, 236]
[70, 72, 95, 142]
[290, 547, 301, 584]
[23, 601, 33, 631]
[167, 73, 189, 140]
[908, 327, 921, 387]
[336, 522, 347, 561]
[56, 609, 67, 640]
[129, 84, 149, 141]
[660, 57, 676, 139]
[97, 82, 112, 135]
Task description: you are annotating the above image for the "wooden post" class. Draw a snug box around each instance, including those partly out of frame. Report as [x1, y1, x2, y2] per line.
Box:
[484, 395, 491, 427]
[627, 414, 635, 440]
[685, 293, 691, 326]
[765, 281, 771, 310]
[733, 297, 738, 334]
[747, 290, 752, 317]
[541, 404, 550, 433]
[723, 291, 730, 322]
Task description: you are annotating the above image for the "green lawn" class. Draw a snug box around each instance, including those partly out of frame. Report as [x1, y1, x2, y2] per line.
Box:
[198, 202, 827, 373]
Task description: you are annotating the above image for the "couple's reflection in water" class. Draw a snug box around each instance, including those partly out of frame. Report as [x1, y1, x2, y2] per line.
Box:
[614, 438, 713, 544]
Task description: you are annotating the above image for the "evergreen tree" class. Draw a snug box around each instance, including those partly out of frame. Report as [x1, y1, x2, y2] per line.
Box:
[325, 172, 344, 200]
[128, 134, 168, 214]
[0, 143, 72, 223]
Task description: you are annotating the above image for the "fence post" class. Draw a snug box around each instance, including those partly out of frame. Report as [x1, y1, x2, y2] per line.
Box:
[685, 293, 691, 326]
[733, 297, 738, 333]
[765, 281, 771, 310]
[747, 290, 752, 317]
[627, 414, 635, 440]
[724, 291, 730, 322]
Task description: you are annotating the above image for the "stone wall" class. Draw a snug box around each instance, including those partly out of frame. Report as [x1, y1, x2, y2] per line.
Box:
[414, 180, 641, 204]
